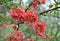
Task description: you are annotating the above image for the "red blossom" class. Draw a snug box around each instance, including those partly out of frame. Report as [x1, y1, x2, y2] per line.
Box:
[5, 31, 24, 41]
[32, 0, 46, 9]
[33, 20, 46, 36]
[17, 8, 27, 23]
[27, 10, 38, 26]
[9, 8, 19, 20]
[9, 8, 38, 23]
[11, 24, 18, 31]
[9, 8, 29, 23]
[18, 12, 28, 23]
[5, 31, 35, 41]
[32, 0, 38, 10]
[9, 8, 25, 20]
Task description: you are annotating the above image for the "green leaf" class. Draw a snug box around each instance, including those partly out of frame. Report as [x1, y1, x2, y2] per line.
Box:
[0, 38, 5, 41]
[5, 0, 10, 3]
[49, 5, 53, 8]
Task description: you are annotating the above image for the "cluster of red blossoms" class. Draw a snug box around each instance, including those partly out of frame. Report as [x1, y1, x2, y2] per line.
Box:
[6, 0, 52, 41]
[9, 7, 52, 40]
[5, 31, 34, 41]
[9, 7, 51, 40]
[9, 8, 38, 24]
[32, 0, 46, 9]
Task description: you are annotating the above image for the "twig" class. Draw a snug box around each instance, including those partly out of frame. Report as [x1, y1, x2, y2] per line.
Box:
[39, 7, 60, 15]
[17, 22, 24, 30]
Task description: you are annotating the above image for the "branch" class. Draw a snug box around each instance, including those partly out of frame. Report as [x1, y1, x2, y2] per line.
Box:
[53, 27, 60, 39]
[25, 2, 32, 11]
[17, 22, 24, 30]
[17, 22, 19, 30]
[39, 7, 60, 18]
[40, 14, 60, 18]
[39, 7, 60, 15]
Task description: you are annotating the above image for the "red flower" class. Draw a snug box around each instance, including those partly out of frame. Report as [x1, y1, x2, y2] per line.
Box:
[9, 8, 25, 20]
[5, 31, 24, 41]
[11, 24, 18, 31]
[33, 20, 46, 36]
[9, 8, 39, 24]
[32, 0, 46, 9]
[32, 0, 38, 10]
[18, 12, 28, 23]
[27, 10, 38, 26]
[9, 8, 19, 20]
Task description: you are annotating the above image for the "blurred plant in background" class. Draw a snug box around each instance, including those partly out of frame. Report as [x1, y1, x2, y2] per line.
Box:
[0, 0, 60, 41]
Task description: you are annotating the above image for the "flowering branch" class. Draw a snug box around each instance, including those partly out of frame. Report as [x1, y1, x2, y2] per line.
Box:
[26, 2, 60, 18]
